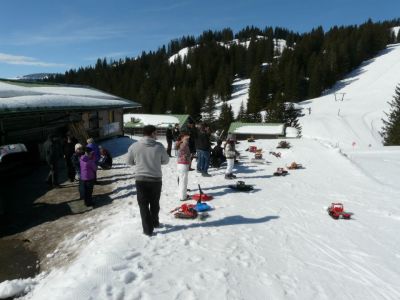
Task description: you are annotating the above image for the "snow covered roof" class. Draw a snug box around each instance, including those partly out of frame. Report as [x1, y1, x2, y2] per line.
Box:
[0, 79, 140, 115]
[228, 122, 285, 135]
[124, 113, 190, 128]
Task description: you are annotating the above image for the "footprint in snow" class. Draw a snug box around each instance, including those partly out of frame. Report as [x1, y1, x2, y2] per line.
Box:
[112, 263, 128, 271]
[124, 252, 141, 260]
[123, 271, 137, 284]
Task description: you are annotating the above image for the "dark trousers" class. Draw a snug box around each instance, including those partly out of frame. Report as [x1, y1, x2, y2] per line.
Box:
[79, 179, 95, 206]
[65, 157, 75, 181]
[136, 180, 162, 235]
[46, 162, 59, 186]
[167, 139, 173, 156]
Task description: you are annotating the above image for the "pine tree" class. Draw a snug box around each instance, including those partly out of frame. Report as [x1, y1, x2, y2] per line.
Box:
[247, 66, 265, 115]
[284, 103, 302, 135]
[219, 102, 234, 133]
[381, 84, 400, 145]
[201, 91, 217, 125]
[265, 94, 285, 123]
[237, 101, 247, 122]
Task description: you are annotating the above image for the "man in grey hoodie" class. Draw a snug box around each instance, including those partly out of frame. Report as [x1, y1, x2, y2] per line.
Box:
[127, 125, 170, 236]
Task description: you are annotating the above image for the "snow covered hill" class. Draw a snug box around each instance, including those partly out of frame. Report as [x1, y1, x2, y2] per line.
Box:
[299, 43, 400, 149]
[1, 43, 400, 300]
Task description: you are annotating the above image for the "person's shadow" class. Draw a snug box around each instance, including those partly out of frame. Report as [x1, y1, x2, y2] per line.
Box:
[160, 215, 279, 234]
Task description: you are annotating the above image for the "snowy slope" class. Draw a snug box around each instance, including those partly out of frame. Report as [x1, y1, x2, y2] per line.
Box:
[216, 78, 250, 118]
[2, 43, 400, 300]
[298, 44, 400, 149]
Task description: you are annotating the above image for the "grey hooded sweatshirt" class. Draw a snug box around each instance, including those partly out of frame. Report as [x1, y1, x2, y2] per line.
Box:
[127, 137, 169, 181]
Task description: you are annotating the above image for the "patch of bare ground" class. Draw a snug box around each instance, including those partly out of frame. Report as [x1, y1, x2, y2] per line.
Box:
[0, 164, 118, 278]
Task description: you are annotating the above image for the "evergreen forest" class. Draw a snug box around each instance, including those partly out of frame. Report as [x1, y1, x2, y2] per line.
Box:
[44, 19, 400, 131]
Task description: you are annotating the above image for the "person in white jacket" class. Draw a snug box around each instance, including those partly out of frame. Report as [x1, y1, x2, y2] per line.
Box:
[126, 125, 169, 236]
[224, 138, 237, 179]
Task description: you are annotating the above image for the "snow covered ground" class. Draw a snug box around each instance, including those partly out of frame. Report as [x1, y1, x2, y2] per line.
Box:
[1, 43, 400, 299]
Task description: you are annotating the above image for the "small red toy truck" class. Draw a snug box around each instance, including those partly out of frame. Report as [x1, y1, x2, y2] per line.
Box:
[328, 203, 352, 219]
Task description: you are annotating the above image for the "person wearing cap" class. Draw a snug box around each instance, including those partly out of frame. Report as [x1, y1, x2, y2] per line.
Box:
[166, 124, 174, 157]
[127, 125, 169, 236]
[87, 137, 100, 183]
[79, 146, 97, 206]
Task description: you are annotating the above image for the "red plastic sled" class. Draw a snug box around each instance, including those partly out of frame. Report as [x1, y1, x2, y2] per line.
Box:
[192, 194, 213, 201]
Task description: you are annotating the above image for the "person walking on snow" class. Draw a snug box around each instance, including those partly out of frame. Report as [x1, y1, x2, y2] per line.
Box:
[127, 125, 170, 237]
[166, 125, 174, 157]
[175, 132, 191, 201]
[224, 138, 237, 179]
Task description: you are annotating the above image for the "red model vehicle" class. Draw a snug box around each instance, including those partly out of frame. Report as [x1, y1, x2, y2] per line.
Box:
[249, 146, 257, 153]
[191, 184, 214, 201]
[328, 203, 352, 219]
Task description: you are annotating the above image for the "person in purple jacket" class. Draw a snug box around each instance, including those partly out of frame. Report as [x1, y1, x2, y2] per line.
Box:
[80, 146, 97, 206]
[86, 137, 100, 183]
[86, 138, 100, 162]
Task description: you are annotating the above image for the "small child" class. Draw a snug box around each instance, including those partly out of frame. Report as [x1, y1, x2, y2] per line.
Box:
[79, 146, 97, 206]
[71, 143, 83, 180]
[224, 139, 237, 179]
[210, 140, 225, 168]
[176, 133, 191, 201]
[98, 146, 113, 170]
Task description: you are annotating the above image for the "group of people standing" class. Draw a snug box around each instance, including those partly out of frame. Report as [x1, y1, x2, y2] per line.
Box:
[127, 120, 238, 236]
[43, 133, 113, 207]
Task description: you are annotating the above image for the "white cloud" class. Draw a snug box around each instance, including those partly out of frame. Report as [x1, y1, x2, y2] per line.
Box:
[0, 53, 65, 67]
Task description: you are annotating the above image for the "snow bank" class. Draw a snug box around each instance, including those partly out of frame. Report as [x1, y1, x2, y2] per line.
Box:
[0, 278, 36, 299]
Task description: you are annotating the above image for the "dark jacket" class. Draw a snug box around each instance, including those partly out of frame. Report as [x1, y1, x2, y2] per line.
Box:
[71, 152, 82, 177]
[185, 126, 198, 153]
[63, 141, 75, 160]
[99, 149, 113, 169]
[166, 128, 174, 142]
[195, 130, 211, 151]
[172, 127, 180, 140]
[211, 145, 224, 159]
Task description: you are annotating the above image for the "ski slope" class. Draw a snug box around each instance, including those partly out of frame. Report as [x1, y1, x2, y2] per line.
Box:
[299, 44, 400, 149]
[1, 44, 400, 300]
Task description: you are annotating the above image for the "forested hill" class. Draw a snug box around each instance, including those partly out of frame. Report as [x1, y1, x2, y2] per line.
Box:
[45, 19, 400, 122]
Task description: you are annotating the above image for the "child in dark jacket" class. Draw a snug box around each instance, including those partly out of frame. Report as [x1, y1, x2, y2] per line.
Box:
[79, 146, 97, 206]
[98, 146, 113, 170]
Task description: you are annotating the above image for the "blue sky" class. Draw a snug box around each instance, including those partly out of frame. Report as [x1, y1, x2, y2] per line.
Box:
[0, 0, 399, 78]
